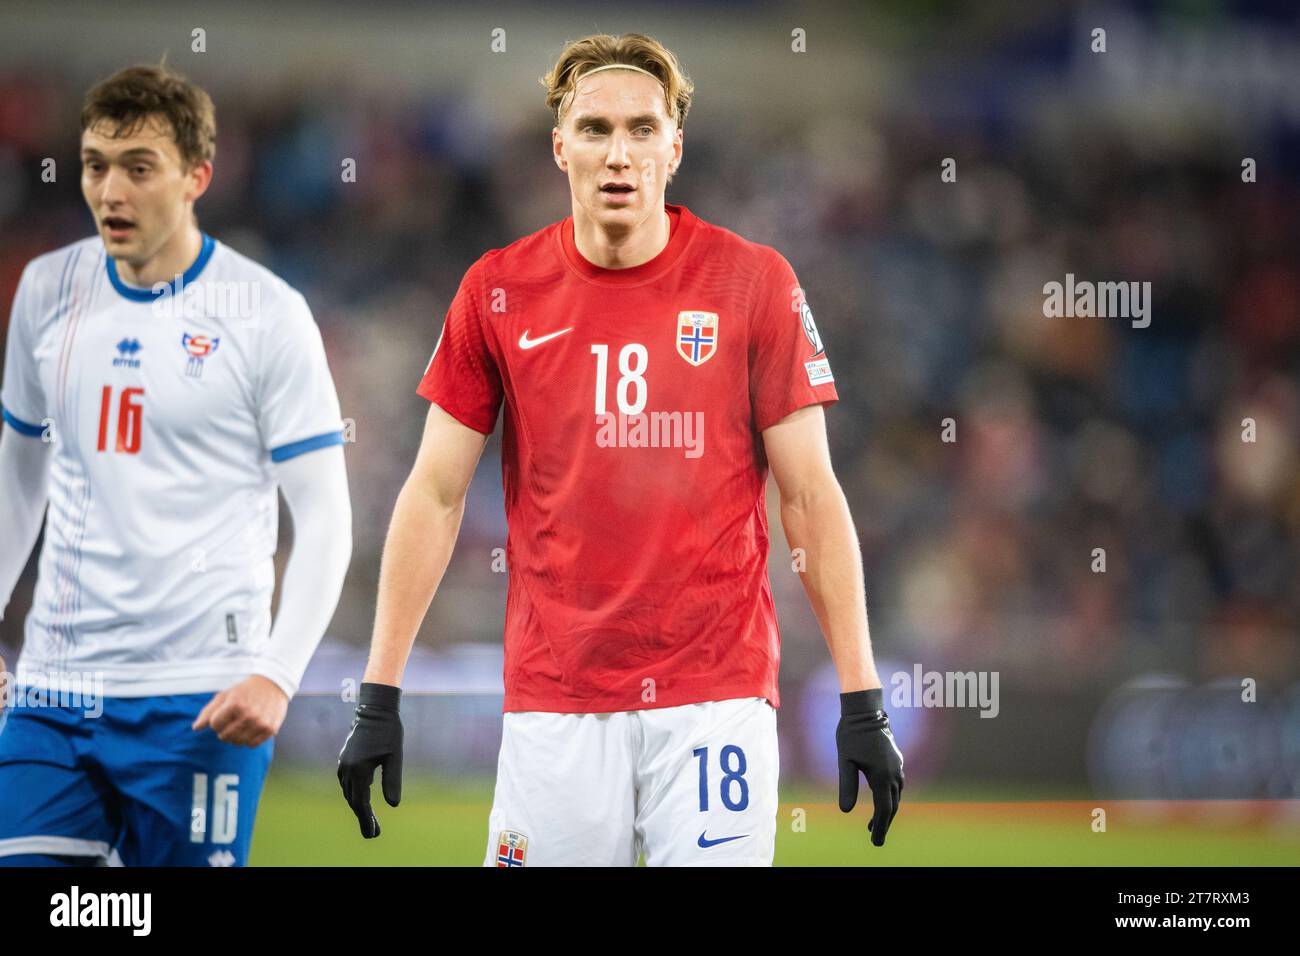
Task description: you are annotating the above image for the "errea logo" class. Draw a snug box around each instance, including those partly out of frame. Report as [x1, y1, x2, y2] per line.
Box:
[112, 338, 142, 369]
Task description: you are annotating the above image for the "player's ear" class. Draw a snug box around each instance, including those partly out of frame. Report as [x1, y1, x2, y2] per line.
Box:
[185, 159, 214, 204]
[552, 127, 567, 172]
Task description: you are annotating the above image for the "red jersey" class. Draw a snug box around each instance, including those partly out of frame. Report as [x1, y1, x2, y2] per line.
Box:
[417, 203, 838, 713]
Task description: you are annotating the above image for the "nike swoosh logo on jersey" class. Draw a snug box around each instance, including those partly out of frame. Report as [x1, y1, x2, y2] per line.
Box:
[697, 831, 748, 848]
[518, 327, 574, 349]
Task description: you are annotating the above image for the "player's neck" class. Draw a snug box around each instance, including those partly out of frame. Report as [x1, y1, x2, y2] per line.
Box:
[114, 222, 204, 289]
[572, 205, 670, 270]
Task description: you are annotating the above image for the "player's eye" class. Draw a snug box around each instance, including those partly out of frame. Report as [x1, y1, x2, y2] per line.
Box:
[131, 165, 151, 175]
[635, 127, 654, 136]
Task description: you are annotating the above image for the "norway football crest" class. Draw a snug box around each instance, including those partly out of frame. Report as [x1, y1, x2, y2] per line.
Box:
[181, 332, 220, 379]
[496, 829, 528, 867]
[677, 311, 718, 366]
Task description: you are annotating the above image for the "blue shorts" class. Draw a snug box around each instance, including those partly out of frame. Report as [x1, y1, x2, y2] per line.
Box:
[0, 693, 274, 866]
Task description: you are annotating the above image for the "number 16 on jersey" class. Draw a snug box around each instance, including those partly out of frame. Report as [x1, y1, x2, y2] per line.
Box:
[97, 385, 143, 455]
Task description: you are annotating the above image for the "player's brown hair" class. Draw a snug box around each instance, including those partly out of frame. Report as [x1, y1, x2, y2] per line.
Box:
[81, 60, 216, 170]
[541, 33, 694, 130]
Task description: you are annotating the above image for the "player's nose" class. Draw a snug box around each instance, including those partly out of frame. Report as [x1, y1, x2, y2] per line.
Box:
[97, 166, 130, 204]
[604, 131, 633, 167]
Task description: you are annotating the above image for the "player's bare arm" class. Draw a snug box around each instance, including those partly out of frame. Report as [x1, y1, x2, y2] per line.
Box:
[338, 402, 488, 837]
[763, 402, 905, 846]
[762, 403, 879, 693]
[362, 401, 489, 688]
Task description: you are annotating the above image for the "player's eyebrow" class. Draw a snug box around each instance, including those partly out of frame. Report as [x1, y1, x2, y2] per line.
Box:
[571, 113, 662, 129]
[80, 147, 162, 160]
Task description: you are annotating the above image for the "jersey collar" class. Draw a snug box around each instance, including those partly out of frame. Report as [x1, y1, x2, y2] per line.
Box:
[560, 203, 697, 286]
[105, 231, 216, 302]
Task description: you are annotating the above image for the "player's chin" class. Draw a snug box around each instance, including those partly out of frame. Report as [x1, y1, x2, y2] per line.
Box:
[594, 203, 641, 225]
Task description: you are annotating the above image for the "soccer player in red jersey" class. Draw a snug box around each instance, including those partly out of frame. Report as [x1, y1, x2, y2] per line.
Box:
[338, 33, 904, 866]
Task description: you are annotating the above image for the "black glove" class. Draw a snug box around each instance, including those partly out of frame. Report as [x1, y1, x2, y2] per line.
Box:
[337, 682, 404, 839]
[836, 688, 904, 846]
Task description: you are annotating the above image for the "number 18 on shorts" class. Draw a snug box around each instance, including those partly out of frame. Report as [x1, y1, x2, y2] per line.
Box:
[483, 696, 778, 867]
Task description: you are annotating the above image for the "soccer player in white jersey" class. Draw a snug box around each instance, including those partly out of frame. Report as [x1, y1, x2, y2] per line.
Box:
[338, 33, 904, 866]
[0, 64, 353, 866]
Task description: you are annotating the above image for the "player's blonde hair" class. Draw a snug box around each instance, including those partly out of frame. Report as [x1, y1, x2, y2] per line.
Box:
[541, 33, 694, 130]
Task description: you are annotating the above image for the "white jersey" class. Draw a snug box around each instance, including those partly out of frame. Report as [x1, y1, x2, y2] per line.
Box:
[1, 233, 344, 696]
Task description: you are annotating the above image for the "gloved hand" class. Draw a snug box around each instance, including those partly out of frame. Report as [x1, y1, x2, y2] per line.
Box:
[836, 687, 905, 846]
[337, 682, 404, 838]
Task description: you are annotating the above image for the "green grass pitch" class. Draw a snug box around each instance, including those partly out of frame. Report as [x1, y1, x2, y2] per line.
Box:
[248, 769, 1300, 866]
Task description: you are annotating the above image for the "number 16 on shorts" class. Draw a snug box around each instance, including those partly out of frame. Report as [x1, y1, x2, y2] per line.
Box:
[190, 773, 239, 845]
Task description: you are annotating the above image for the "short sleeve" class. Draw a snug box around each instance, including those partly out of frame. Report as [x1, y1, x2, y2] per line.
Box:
[256, 291, 345, 462]
[416, 261, 503, 435]
[1, 264, 48, 437]
[749, 251, 838, 432]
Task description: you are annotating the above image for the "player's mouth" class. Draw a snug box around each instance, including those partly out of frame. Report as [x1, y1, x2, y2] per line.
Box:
[600, 183, 636, 204]
[102, 216, 136, 240]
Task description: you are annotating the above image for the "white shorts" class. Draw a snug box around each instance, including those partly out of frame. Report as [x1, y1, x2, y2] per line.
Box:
[483, 696, 778, 867]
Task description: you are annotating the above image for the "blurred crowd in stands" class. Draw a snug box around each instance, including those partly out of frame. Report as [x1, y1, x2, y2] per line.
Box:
[2, 68, 1296, 694]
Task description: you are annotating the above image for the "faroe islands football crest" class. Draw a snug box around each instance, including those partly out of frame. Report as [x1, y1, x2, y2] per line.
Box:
[181, 332, 220, 379]
[676, 311, 718, 366]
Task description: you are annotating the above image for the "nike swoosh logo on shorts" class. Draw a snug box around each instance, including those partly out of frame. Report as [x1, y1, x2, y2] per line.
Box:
[697, 831, 748, 848]
[518, 327, 574, 349]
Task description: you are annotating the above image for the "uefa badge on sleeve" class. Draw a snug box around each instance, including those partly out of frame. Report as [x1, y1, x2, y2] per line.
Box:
[676, 311, 718, 366]
[496, 830, 528, 867]
[799, 300, 833, 384]
[800, 300, 824, 357]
